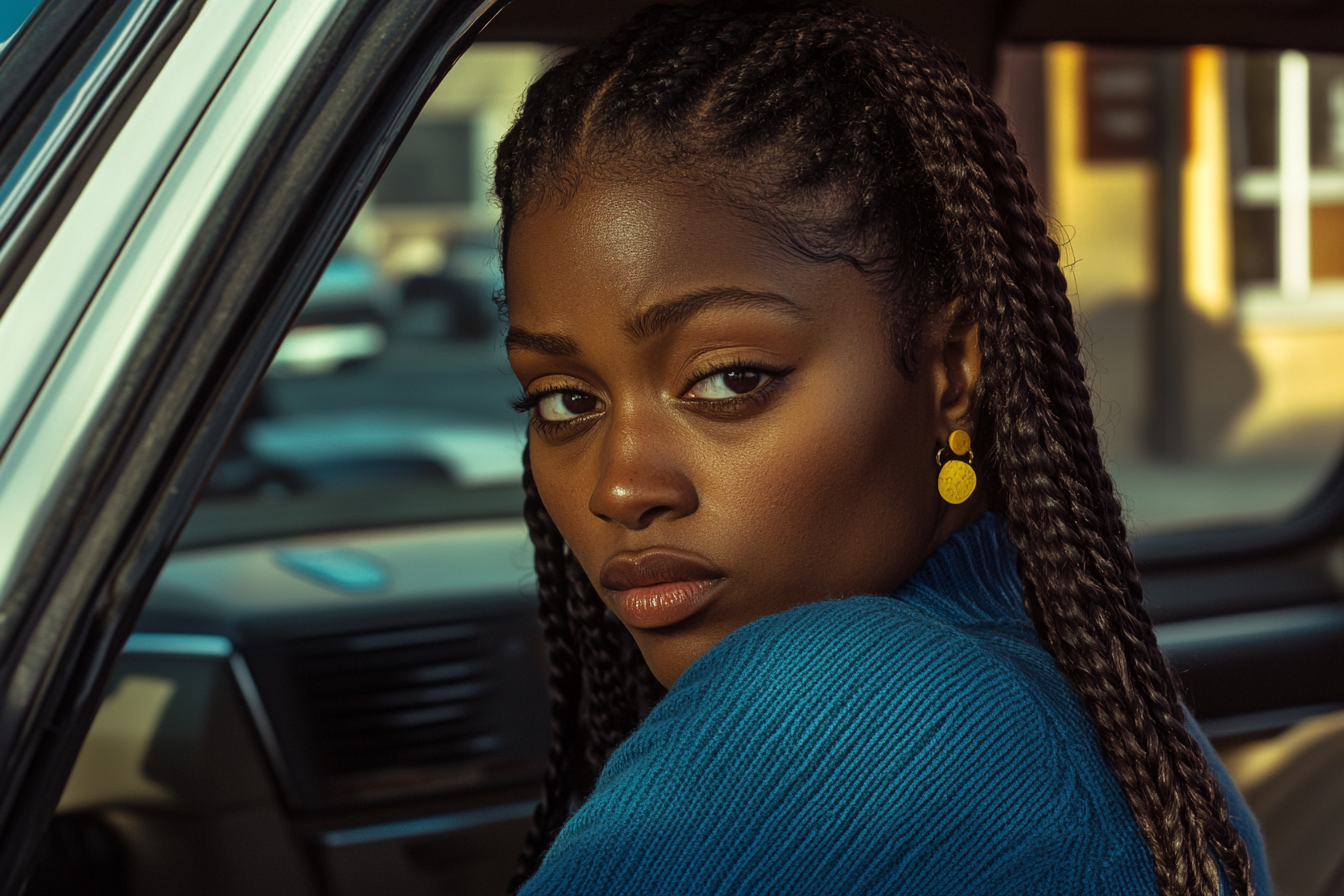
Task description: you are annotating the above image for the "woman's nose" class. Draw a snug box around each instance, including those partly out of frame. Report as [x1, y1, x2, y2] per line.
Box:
[588, 420, 697, 530]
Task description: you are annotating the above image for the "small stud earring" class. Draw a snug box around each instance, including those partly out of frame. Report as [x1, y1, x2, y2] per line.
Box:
[936, 429, 976, 505]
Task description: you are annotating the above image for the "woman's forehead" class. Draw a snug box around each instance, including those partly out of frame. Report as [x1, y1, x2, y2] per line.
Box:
[505, 179, 814, 322]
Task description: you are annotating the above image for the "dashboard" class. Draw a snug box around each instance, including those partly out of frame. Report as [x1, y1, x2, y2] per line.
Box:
[56, 520, 548, 896]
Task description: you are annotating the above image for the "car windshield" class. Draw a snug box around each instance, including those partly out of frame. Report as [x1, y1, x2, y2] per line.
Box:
[178, 44, 554, 548]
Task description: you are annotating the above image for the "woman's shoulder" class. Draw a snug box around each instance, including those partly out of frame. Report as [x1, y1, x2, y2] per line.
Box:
[669, 594, 1048, 730]
[616, 594, 1081, 812]
[528, 597, 1127, 895]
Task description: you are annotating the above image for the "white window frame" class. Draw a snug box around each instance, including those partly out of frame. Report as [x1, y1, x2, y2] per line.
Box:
[1237, 51, 1344, 321]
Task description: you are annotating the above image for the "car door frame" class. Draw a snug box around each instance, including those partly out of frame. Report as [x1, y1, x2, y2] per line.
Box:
[0, 0, 502, 888]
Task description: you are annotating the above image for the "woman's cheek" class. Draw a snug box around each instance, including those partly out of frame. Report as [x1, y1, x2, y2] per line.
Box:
[533, 454, 593, 552]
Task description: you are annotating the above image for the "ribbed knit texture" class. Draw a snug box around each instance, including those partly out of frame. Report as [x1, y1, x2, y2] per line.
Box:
[521, 514, 1273, 895]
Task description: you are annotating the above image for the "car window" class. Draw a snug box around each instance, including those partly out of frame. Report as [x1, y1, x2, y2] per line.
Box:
[176, 43, 557, 548]
[39, 35, 555, 896]
[997, 43, 1344, 536]
[178, 39, 1344, 546]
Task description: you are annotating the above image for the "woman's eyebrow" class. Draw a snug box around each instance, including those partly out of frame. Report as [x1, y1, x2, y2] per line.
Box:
[624, 287, 811, 341]
[504, 288, 808, 356]
[504, 329, 580, 356]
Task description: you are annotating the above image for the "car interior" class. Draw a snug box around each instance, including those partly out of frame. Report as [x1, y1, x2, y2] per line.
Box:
[9, 0, 1344, 894]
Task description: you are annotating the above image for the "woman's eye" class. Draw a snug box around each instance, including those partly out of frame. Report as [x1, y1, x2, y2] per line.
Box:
[535, 391, 601, 421]
[686, 369, 770, 400]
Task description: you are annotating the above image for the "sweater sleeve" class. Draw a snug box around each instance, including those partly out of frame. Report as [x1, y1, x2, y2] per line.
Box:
[519, 596, 1098, 896]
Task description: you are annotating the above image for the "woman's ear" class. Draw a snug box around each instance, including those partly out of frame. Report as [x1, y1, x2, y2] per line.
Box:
[925, 299, 981, 432]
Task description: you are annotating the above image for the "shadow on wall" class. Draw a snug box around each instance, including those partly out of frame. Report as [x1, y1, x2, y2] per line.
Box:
[1077, 296, 1259, 463]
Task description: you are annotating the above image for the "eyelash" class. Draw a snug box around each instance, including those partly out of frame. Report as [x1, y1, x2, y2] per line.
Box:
[511, 358, 794, 437]
[510, 384, 588, 438]
[679, 357, 793, 415]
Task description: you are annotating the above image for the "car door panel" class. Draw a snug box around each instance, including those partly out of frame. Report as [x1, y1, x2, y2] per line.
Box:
[59, 518, 546, 896]
[1138, 518, 1344, 892]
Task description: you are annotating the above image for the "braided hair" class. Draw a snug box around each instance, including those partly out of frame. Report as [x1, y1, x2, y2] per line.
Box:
[494, 4, 1256, 894]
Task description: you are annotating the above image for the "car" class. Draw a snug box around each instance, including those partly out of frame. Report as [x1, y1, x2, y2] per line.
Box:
[5, 0, 1344, 894]
[270, 250, 399, 377]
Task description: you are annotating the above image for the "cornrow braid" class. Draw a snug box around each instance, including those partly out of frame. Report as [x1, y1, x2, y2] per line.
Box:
[495, 4, 1255, 894]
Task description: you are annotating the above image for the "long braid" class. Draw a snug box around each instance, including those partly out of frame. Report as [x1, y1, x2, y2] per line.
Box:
[849, 22, 1251, 891]
[846, 33, 1250, 892]
[510, 445, 656, 890]
[882, 41, 1253, 892]
[509, 445, 581, 890]
[495, 4, 1257, 893]
[564, 552, 641, 772]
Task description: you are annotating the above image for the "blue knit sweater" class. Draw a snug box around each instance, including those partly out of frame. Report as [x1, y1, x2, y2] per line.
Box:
[521, 515, 1272, 894]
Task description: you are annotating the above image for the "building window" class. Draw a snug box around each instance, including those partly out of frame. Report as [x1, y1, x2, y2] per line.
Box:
[1232, 50, 1344, 312]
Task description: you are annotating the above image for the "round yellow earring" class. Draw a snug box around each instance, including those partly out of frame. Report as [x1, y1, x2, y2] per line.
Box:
[948, 429, 971, 456]
[936, 432, 976, 504]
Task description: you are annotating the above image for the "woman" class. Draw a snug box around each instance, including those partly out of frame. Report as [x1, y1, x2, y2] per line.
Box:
[494, 2, 1272, 893]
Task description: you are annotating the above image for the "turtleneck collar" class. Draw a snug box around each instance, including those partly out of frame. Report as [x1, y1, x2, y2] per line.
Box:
[896, 512, 1031, 630]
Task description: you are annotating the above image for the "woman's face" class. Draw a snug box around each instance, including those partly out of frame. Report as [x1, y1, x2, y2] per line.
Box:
[505, 179, 982, 686]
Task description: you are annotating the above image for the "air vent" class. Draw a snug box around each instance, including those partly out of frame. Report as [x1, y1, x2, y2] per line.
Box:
[285, 620, 508, 804]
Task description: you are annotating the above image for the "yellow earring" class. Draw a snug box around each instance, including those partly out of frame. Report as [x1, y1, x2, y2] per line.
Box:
[937, 430, 976, 505]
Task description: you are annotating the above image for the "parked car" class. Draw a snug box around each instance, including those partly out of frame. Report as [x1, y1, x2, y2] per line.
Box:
[6, 0, 1344, 895]
[398, 233, 503, 342]
[270, 250, 399, 377]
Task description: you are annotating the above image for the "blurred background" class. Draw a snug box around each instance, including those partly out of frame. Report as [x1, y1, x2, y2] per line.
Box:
[180, 44, 555, 550]
[999, 43, 1344, 535]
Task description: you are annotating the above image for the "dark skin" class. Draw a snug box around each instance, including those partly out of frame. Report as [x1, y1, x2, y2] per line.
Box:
[505, 179, 986, 687]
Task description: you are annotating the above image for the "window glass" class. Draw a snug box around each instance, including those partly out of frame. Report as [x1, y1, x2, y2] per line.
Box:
[997, 44, 1344, 535]
[182, 39, 1344, 544]
[179, 43, 556, 548]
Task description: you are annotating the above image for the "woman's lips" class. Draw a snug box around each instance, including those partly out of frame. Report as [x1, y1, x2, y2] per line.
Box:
[599, 549, 726, 629]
